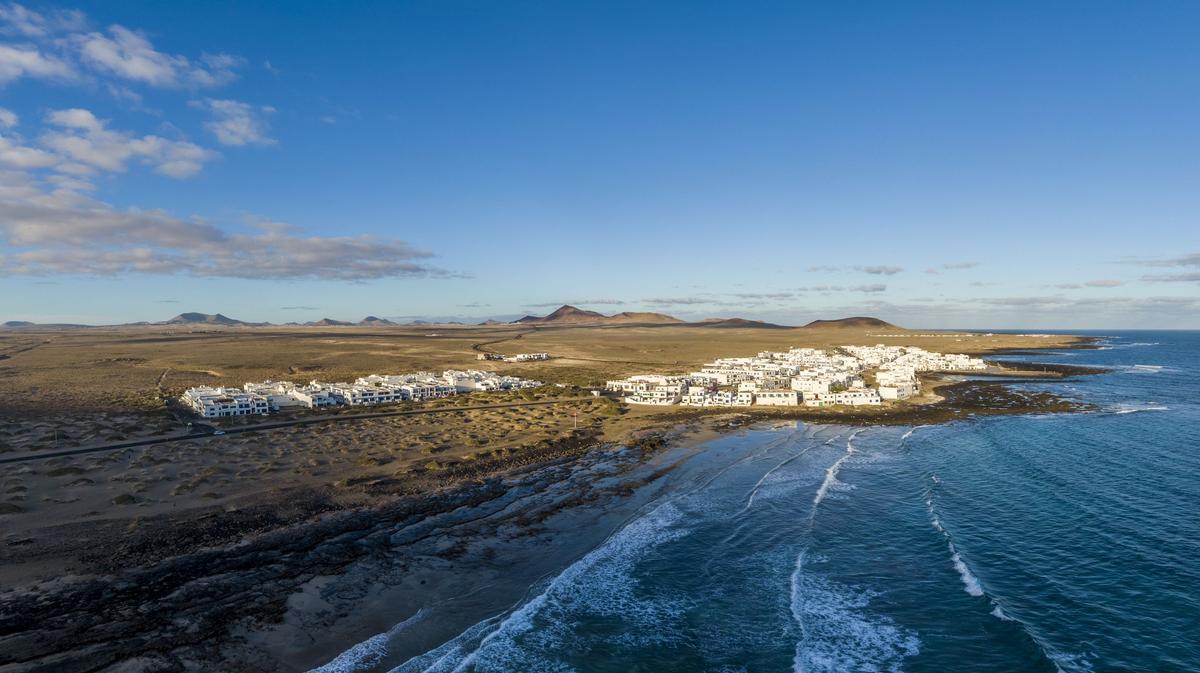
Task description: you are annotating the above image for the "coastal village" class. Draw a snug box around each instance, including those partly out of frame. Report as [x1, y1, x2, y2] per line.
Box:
[181, 369, 543, 418]
[604, 344, 987, 407]
[179, 345, 987, 418]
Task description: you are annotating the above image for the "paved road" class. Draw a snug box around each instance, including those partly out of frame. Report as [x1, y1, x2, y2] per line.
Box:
[0, 397, 596, 465]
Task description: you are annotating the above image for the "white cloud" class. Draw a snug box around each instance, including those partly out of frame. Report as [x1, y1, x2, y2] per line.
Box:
[0, 42, 76, 84]
[74, 25, 239, 88]
[40, 107, 216, 178]
[0, 170, 445, 280]
[191, 98, 276, 146]
[850, 284, 887, 293]
[0, 106, 17, 127]
[0, 135, 57, 168]
[0, 3, 86, 37]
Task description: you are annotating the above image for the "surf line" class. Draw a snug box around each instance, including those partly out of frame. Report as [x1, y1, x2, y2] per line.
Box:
[899, 424, 931, 445]
[923, 476, 1092, 671]
[924, 474, 984, 597]
[810, 429, 863, 518]
[384, 428, 808, 672]
[736, 440, 822, 516]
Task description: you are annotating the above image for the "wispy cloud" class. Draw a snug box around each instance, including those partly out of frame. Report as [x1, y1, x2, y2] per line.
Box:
[74, 25, 240, 88]
[190, 98, 276, 146]
[1128, 252, 1200, 283]
[524, 299, 625, 307]
[855, 265, 903, 276]
[1, 4, 243, 90]
[0, 3, 86, 38]
[642, 296, 715, 306]
[1141, 272, 1200, 283]
[0, 173, 448, 280]
[926, 261, 980, 274]
[850, 284, 887, 293]
[730, 292, 796, 300]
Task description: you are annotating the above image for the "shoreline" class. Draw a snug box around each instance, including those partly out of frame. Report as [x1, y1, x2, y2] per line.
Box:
[0, 342, 1107, 671]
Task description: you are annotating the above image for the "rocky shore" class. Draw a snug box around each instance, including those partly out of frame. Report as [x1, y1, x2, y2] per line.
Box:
[0, 428, 690, 673]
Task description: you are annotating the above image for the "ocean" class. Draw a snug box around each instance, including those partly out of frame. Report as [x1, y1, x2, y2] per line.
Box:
[315, 331, 1199, 673]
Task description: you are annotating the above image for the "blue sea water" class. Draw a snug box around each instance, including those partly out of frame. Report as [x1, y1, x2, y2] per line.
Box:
[320, 331, 1199, 673]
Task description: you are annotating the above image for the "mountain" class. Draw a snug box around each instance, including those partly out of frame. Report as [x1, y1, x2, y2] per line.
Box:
[478, 319, 506, 325]
[803, 316, 898, 329]
[308, 318, 354, 326]
[163, 312, 247, 326]
[0, 320, 91, 330]
[608, 311, 683, 324]
[359, 316, 396, 326]
[515, 305, 683, 325]
[516, 305, 607, 324]
[692, 317, 788, 329]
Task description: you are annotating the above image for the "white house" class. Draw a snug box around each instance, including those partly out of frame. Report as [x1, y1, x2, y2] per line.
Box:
[755, 390, 799, 406]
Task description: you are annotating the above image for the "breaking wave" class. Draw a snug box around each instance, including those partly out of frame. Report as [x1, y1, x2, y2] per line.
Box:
[925, 477, 984, 598]
[811, 430, 862, 512]
[789, 551, 920, 673]
[1111, 405, 1169, 415]
[389, 503, 690, 672]
[311, 609, 427, 673]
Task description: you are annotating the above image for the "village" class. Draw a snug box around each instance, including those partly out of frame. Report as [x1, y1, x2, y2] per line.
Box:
[604, 344, 987, 408]
[181, 369, 543, 418]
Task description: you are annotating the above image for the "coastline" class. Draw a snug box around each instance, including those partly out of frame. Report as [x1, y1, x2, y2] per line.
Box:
[0, 342, 1105, 672]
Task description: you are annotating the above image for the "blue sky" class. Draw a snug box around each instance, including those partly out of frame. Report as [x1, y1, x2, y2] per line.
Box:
[1, 1, 1197, 328]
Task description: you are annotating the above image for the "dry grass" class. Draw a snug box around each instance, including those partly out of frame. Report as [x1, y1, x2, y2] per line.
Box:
[0, 388, 621, 535]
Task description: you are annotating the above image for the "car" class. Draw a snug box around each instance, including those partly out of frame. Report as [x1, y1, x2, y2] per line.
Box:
[212, 430, 225, 436]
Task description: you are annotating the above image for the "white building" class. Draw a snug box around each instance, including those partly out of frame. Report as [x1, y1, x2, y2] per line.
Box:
[183, 370, 539, 416]
[755, 390, 799, 406]
[182, 386, 270, 418]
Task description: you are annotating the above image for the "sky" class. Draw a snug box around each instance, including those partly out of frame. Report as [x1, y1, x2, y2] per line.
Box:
[1, 1, 1198, 329]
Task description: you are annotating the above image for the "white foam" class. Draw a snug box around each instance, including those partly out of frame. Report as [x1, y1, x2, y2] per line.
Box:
[950, 550, 984, 597]
[899, 425, 930, 443]
[811, 431, 861, 512]
[789, 551, 920, 673]
[311, 608, 427, 673]
[1112, 405, 1168, 415]
[738, 445, 813, 515]
[990, 604, 1014, 621]
[925, 476, 985, 598]
[390, 501, 692, 672]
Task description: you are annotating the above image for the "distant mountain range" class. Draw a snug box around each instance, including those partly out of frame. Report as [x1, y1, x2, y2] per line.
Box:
[2, 309, 902, 331]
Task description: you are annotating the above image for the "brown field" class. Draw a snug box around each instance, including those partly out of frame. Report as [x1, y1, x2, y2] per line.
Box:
[0, 322, 1085, 417]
